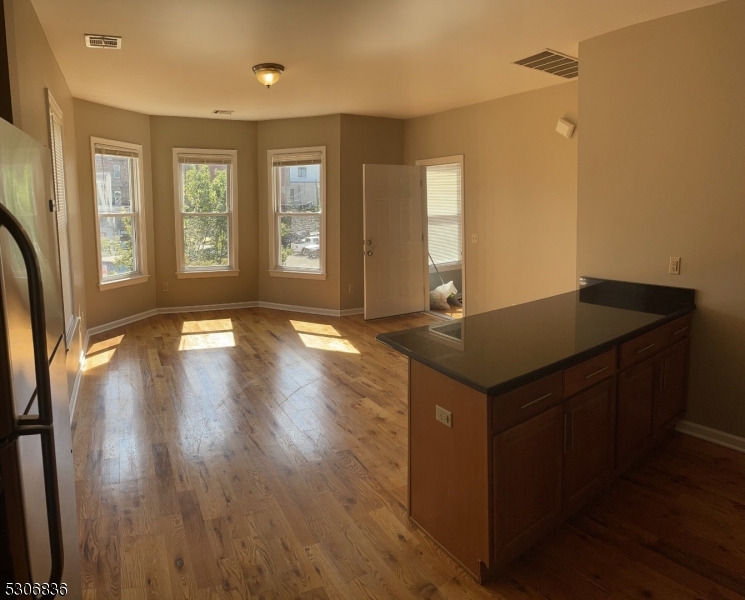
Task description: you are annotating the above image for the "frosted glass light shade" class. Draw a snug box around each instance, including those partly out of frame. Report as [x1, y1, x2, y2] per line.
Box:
[252, 64, 284, 88]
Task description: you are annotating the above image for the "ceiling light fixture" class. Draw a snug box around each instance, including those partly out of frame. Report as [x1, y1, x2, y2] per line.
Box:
[252, 63, 284, 88]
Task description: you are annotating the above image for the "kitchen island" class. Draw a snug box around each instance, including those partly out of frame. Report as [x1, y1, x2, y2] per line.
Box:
[376, 277, 695, 583]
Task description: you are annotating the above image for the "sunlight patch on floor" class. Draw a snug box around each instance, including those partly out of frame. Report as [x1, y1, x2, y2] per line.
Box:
[87, 334, 124, 355]
[181, 318, 233, 333]
[298, 332, 359, 354]
[84, 349, 117, 370]
[178, 331, 236, 351]
[290, 320, 342, 337]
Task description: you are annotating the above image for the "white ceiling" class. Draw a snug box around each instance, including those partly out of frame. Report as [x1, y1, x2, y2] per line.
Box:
[31, 0, 723, 121]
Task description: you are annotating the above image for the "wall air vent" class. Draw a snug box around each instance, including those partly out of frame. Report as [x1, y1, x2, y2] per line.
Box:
[84, 34, 122, 49]
[212, 110, 234, 115]
[514, 49, 578, 79]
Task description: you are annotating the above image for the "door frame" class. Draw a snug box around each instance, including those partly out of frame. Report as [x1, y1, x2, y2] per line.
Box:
[416, 155, 465, 318]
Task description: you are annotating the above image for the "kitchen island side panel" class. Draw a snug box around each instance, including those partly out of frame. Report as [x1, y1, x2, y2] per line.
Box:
[409, 359, 491, 577]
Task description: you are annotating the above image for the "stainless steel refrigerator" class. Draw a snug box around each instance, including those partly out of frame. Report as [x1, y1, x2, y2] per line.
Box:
[0, 118, 80, 595]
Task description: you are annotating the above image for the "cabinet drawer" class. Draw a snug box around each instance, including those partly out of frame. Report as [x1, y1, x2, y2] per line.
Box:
[619, 328, 663, 369]
[493, 373, 563, 433]
[563, 349, 616, 398]
[658, 314, 692, 349]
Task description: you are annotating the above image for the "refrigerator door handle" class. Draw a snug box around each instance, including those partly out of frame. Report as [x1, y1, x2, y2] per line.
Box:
[0, 203, 64, 594]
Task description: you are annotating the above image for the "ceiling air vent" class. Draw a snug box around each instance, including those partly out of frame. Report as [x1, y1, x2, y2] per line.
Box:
[84, 34, 122, 50]
[212, 110, 234, 115]
[514, 49, 578, 79]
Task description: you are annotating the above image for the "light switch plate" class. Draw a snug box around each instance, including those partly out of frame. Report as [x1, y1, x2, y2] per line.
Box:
[471, 233, 478, 244]
[669, 257, 681, 275]
[435, 405, 453, 428]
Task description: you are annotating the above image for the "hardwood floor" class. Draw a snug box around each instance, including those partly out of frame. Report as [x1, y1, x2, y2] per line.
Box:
[72, 308, 745, 599]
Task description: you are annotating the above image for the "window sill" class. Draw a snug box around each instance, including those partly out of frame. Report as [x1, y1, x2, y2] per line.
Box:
[98, 274, 149, 291]
[269, 269, 327, 281]
[176, 269, 240, 279]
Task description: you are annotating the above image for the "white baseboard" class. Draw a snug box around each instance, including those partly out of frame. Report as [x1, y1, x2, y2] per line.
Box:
[85, 301, 365, 341]
[258, 301, 363, 317]
[159, 301, 259, 315]
[86, 308, 158, 338]
[676, 420, 745, 454]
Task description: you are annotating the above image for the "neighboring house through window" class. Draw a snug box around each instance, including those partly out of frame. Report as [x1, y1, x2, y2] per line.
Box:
[91, 137, 149, 290]
[47, 91, 77, 347]
[172, 149, 238, 278]
[268, 147, 326, 279]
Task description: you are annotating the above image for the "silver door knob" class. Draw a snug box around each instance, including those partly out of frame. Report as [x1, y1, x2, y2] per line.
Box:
[367, 251, 373, 256]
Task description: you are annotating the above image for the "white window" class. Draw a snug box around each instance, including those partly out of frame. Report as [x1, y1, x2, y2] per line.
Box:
[112, 163, 121, 179]
[91, 137, 149, 290]
[173, 149, 238, 278]
[47, 91, 77, 346]
[423, 161, 463, 269]
[268, 147, 326, 279]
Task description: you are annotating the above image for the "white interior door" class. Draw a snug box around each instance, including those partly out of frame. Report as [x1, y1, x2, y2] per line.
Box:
[363, 164, 425, 320]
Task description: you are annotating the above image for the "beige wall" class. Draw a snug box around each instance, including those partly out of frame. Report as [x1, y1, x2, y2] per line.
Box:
[73, 99, 157, 327]
[405, 82, 579, 315]
[340, 114, 404, 310]
[577, 0, 745, 437]
[5, 0, 87, 395]
[150, 116, 259, 308]
[258, 115, 341, 310]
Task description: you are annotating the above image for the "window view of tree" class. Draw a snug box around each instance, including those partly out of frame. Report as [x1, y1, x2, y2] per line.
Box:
[180, 164, 230, 268]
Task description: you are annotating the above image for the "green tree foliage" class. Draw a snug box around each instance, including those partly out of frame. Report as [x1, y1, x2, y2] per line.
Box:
[182, 165, 229, 267]
[280, 219, 292, 264]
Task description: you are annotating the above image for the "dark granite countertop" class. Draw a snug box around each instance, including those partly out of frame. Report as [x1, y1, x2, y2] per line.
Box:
[376, 278, 695, 396]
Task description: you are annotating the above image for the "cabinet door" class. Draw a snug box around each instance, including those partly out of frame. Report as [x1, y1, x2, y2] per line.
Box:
[493, 405, 563, 562]
[617, 357, 655, 468]
[654, 339, 689, 431]
[563, 380, 615, 512]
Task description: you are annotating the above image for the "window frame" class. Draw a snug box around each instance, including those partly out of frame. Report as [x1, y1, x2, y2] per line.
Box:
[47, 90, 78, 347]
[172, 148, 239, 279]
[90, 136, 149, 291]
[416, 154, 465, 318]
[416, 155, 464, 272]
[267, 146, 327, 280]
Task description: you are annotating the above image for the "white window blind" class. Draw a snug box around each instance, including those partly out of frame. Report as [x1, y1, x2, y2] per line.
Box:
[426, 163, 462, 267]
[48, 93, 76, 347]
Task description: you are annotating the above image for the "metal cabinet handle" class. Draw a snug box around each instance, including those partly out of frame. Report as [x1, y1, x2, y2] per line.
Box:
[660, 360, 666, 392]
[636, 343, 655, 355]
[673, 327, 688, 335]
[0, 204, 64, 595]
[584, 366, 609, 380]
[521, 392, 552, 410]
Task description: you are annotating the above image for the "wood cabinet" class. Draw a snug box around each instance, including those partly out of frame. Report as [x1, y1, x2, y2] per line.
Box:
[617, 336, 690, 468]
[563, 379, 615, 512]
[617, 357, 655, 467]
[407, 313, 692, 583]
[493, 406, 563, 562]
[654, 339, 689, 431]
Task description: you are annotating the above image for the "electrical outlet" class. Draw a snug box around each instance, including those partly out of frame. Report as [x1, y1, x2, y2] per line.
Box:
[348, 284, 355, 294]
[163, 282, 169, 292]
[435, 405, 453, 428]
[669, 257, 681, 275]
[471, 233, 478, 244]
